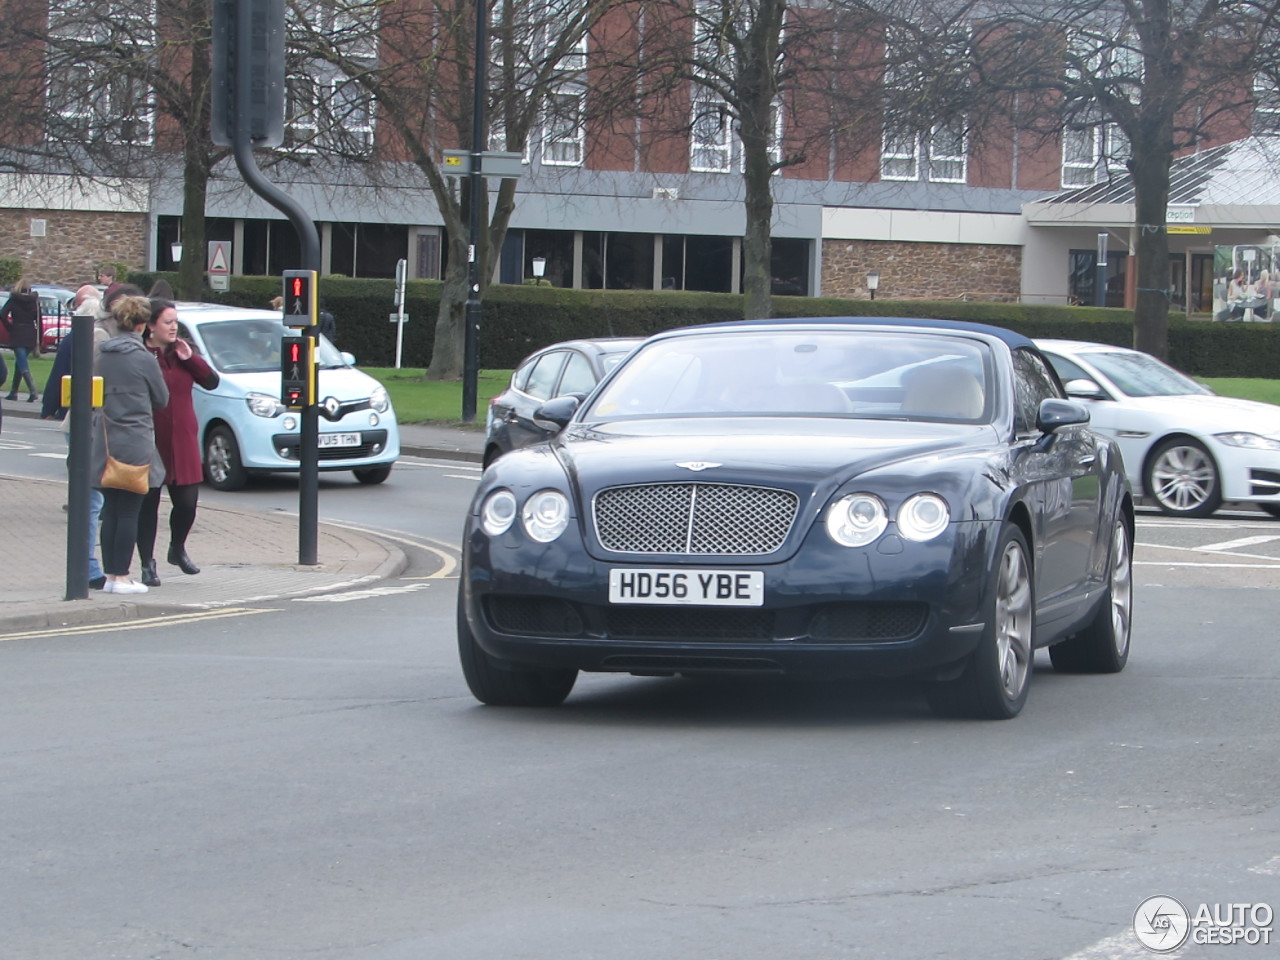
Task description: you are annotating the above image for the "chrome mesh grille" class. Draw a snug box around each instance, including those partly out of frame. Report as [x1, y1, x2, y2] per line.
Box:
[593, 482, 798, 555]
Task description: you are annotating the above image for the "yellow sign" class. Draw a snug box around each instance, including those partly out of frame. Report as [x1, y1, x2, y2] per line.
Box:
[1168, 226, 1212, 235]
[60, 375, 104, 408]
[444, 155, 463, 166]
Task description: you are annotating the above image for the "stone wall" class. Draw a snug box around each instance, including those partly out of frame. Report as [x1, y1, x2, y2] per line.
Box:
[822, 239, 1023, 302]
[0, 209, 148, 288]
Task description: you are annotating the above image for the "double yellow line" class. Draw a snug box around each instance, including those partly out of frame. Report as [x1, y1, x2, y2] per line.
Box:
[0, 606, 278, 642]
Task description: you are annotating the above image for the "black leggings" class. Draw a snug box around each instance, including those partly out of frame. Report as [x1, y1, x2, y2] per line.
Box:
[100, 488, 145, 576]
[137, 483, 201, 564]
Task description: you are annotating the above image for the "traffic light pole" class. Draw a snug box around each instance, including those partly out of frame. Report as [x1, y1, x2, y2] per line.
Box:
[229, 0, 321, 565]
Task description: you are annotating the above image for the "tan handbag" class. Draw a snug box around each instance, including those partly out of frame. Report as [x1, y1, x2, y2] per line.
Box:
[100, 419, 150, 494]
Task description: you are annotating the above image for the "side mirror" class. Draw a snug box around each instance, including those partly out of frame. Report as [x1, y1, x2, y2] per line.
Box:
[340, 351, 356, 366]
[1063, 378, 1108, 401]
[535, 394, 581, 429]
[1037, 398, 1090, 433]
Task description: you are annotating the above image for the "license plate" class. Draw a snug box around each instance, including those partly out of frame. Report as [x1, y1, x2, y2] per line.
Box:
[318, 432, 361, 448]
[608, 568, 764, 606]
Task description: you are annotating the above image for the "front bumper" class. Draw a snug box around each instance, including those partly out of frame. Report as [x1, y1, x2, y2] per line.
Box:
[462, 518, 999, 679]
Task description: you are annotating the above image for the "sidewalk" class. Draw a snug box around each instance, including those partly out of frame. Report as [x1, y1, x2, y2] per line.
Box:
[0, 473, 407, 635]
[0, 399, 486, 635]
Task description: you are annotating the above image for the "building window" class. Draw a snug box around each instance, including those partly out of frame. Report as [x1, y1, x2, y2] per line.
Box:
[543, 90, 584, 165]
[1061, 123, 1128, 187]
[286, 0, 378, 154]
[880, 27, 969, 183]
[881, 123, 967, 183]
[1254, 74, 1280, 134]
[691, 94, 733, 172]
[46, 0, 156, 145]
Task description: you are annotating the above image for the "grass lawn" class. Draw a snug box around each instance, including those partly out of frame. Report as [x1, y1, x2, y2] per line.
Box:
[13, 349, 1280, 420]
[15, 354, 511, 424]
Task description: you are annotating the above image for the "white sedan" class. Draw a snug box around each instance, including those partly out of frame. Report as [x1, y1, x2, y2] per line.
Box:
[1036, 338, 1280, 518]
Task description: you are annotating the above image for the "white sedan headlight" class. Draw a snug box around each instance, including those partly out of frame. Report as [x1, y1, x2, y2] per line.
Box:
[370, 385, 391, 414]
[825, 493, 888, 547]
[246, 392, 285, 418]
[1215, 432, 1280, 451]
[480, 489, 517, 536]
[897, 493, 951, 541]
[522, 490, 571, 543]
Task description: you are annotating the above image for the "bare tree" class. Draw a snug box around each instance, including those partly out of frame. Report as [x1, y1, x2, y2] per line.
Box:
[637, 0, 880, 320]
[0, 0, 227, 299]
[294, 0, 642, 380]
[970, 0, 1280, 358]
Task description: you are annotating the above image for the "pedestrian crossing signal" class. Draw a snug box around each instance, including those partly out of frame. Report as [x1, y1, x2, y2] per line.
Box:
[282, 269, 318, 327]
[281, 336, 314, 407]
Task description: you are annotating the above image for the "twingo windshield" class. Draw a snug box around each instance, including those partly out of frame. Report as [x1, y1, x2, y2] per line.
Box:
[584, 329, 993, 423]
[197, 317, 345, 373]
[1086, 350, 1212, 398]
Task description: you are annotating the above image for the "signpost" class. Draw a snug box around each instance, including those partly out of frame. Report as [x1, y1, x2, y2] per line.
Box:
[393, 258, 407, 368]
[208, 240, 232, 291]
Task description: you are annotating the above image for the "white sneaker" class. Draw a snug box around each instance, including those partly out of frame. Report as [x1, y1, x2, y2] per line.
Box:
[105, 579, 148, 594]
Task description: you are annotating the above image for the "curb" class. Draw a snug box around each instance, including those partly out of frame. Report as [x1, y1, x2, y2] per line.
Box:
[2, 403, 485, 464]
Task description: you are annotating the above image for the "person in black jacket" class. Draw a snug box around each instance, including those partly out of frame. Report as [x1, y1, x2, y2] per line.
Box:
[1, 277, 41, 402]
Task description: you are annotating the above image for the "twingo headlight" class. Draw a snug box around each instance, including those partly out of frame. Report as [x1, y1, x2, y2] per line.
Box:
[897, 493, 951, 542]
[522, 489, 571, 543]
[246, 392, 286, 418]
[370, 385, 391, 414]
[1215, 431, 1280, 451]
[825, 493, 888, 547]
[480, 489, 517, 536]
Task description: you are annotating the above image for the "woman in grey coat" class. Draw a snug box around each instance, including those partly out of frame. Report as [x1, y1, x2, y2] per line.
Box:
[92, 295, 169, 594]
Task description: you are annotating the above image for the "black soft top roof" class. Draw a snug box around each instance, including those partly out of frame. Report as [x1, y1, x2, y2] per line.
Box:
[692, 315, 1037, 351]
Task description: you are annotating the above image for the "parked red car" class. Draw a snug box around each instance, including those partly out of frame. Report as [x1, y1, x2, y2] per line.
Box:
[0, 285, 75, 351]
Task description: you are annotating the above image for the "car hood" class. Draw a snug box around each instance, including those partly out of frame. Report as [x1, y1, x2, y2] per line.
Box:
[1116, 394, 1280, 437]
[206, 366, 381, 400]
[556, 417, 996, 489]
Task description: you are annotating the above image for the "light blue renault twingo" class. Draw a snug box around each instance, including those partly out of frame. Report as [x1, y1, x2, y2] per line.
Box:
[176, 303, 399, 490]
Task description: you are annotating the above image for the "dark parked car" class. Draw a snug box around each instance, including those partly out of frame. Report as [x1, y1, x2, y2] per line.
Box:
[459, 318, 1135, 719]
[484, 337, 643, 467]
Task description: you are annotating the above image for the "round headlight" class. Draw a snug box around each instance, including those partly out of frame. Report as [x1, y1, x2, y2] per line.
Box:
[370, 385, 391, 414]
[480, 489, 517, 536]
[825, 493, 888, 547]
[897, 493, 950, 541]
[522, 489, 571, 543]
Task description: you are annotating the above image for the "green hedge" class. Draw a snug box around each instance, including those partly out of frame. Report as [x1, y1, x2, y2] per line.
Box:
[0, 257, 22, 287]
[129, 271, 1280, 378]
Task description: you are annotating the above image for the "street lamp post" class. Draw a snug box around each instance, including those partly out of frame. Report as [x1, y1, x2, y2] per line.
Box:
[170, 241, 183, 263]
[866, 270, 880, 300]
[531, 257, 546, 284]
[1095, 232, 1109, 308]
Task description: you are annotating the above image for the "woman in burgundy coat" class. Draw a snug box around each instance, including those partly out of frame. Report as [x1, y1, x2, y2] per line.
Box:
[137, 299, 220, 586]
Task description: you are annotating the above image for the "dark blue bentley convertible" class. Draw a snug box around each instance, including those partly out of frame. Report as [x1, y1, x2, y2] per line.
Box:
[458, 318, 1134, 719]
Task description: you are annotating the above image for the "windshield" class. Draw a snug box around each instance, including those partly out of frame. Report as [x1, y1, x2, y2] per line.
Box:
[1087, 351, 1212, 398]
[585, 330, 993, 423]
[195, 318, 345, 373]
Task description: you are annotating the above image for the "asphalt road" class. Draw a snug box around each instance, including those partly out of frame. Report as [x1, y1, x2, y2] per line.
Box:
[1, 418, 1277, 959]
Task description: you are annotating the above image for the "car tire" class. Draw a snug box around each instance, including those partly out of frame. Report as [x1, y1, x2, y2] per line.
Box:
[457, 591, 577, 707]
[353, 464, 393, 484]
[204, 425, 248, 491]
[1049, 517, 1132, 674]
[1144, 437, 1222, 518]
[926, 524, 1034, 720]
